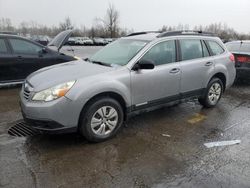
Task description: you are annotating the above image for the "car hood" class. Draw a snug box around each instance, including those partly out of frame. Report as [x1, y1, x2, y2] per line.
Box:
[26, 60, 113, 92]
[47, 30, 73, 51]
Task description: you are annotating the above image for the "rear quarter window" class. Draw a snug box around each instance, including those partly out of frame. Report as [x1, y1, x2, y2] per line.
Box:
[207, 40, 224, 56]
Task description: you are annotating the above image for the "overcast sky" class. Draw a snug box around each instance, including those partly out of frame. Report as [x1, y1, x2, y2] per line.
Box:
[0, 0, 249, 33]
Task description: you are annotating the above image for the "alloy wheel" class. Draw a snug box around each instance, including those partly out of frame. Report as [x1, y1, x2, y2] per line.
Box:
[90, 106, 118, 136]
[208, 83, 222, 105]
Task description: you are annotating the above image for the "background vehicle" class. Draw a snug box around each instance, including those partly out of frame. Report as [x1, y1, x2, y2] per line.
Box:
[20, 31, 236, 142]
[74, 37, 84, 45]
[104, 38, 113, 44]
[0, 30, 76, 86]
[0, 31, 18, 35]
[30, 35, 51, 45]
[66, 37, 76, 45]
[82, 37, 94, 45]
[226, 41, 250, 80]
[93, 37, 106, 46]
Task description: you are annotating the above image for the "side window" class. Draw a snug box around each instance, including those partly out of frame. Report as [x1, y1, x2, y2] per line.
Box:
[180, 39, 203, 61]
[207, 40, 224, 55]
[0, 39, 8, 54]
[201, 40, 210, 57]
[9, 39, 42, 55]
[141, 40, 176, 66]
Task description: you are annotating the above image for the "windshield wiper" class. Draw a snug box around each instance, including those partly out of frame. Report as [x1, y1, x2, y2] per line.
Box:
[92, 61, 110, 66]
[87, 59, 111, 67]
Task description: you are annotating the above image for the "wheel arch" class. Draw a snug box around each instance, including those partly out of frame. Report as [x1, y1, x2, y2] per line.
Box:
[209, 72, 227, 91]
[78, 91, 127, 129]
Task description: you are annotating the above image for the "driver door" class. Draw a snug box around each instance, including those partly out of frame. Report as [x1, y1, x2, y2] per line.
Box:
[130, 40, 181, 109]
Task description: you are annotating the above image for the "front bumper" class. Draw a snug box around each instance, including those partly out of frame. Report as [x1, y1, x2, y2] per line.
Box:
[22, 116, 77, 134]
[20, 91, 80, 134]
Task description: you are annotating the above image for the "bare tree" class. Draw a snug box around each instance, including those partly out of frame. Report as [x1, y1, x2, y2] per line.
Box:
[106, 3, 119, 38]
[59, 17, 74, 31]
[96, 3, 119, 38]
[0, 18, 14, 31]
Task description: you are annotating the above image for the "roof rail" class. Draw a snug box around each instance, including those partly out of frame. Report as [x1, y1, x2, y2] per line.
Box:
[157, 30, 217, 38]
[126, 31, 161, 37]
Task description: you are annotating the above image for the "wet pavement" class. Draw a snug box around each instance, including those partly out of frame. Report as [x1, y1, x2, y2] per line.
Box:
[0, 55, 250, 187]
[0, 81, 249, 188]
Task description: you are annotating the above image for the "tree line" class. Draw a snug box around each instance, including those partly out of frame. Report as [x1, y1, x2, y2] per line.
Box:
[0, 4, 129, 38]
[0, 3, 249, 41]
[161, 23, 250, 41]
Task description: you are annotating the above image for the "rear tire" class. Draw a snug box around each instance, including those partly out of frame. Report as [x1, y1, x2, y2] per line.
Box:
[198, 78, 224, 108]
[79, 97, 124, 142]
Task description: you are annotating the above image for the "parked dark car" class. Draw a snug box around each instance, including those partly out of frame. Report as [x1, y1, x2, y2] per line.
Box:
[0, 30, 77, 86]
[226, 41, 250, 80]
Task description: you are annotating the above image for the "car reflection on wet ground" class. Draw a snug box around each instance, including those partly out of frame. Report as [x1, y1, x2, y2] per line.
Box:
[0, 48, 250, 188]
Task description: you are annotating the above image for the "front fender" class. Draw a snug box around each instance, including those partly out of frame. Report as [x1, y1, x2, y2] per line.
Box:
[78, 80, 131, 106]
[66, 72, 131, 108]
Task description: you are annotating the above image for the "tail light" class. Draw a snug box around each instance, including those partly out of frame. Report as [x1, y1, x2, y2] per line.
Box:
[236, 55, 250, 63]
[229, 54, 235, 62]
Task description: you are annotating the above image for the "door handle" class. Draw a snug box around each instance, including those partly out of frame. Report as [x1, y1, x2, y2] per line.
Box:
[16, 56, 22, 60]
[170, 68, 180, 74]
[205, 62, 213, 66]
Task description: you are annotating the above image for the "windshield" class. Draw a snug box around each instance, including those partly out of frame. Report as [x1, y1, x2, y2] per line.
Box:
[226, 42, 250, 53]
[89, 39, 148, 66]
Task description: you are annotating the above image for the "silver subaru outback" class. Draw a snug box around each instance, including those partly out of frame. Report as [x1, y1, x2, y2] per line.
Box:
[20, 31, 236, 142]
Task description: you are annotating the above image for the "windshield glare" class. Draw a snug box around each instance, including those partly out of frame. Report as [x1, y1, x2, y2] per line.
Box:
[89, 39, 148, 66]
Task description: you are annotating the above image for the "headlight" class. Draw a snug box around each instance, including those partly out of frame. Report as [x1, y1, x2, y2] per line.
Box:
[32, 81, 75, 102]
[74, 56, 81, 60]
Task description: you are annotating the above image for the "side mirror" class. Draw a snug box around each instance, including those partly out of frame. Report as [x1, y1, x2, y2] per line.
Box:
[41, 48, 48, 54]
[38, 48, 48, 56]
[133, 59, 155, 71]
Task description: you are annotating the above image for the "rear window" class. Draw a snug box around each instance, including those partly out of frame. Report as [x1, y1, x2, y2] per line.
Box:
[180, 39, 203, 61]
[226, 42, 250, 53]
[207, 41, 224, 55]
[0, 39, 8, 54]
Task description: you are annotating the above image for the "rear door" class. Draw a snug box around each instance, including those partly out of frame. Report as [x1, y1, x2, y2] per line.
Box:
[178, 38, 215, 97]
[0, 37, 16, 83]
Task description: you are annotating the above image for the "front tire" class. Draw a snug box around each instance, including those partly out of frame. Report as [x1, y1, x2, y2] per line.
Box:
[79, 97, 124, 142]
[199, 78, 224, 108]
